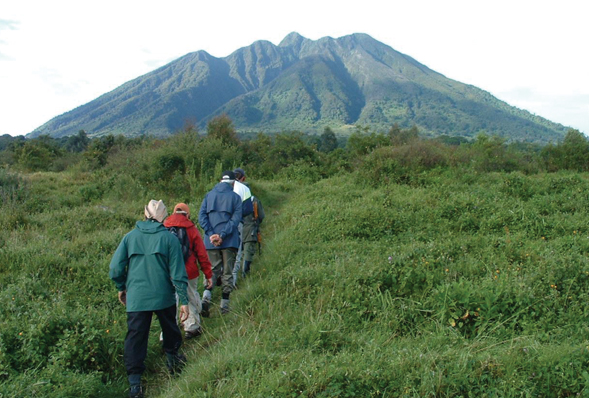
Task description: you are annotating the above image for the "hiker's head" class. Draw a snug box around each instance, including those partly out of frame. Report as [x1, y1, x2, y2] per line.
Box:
[220, 170, 235, 185]
[174, 203, 190, 217]
[144, 199, 167, 222]
[233, 168, 246, 182]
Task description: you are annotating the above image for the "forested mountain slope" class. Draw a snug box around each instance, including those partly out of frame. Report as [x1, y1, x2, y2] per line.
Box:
[29, 33, 567, 143]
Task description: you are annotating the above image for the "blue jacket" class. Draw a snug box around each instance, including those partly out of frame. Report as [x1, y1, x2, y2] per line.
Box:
[198, 182, 242, 250]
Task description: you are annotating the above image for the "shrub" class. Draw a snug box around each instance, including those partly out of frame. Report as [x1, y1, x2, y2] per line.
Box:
[357, 140, 451, 186]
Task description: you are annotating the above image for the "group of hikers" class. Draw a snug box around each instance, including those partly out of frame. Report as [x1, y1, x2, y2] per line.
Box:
[109, 168, 265, 398]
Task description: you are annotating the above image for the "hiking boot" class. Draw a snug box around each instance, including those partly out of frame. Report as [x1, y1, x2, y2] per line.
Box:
[129, 385, 144, 398]
[166, 353, 187, 376]
[220, 299, 230, 314]
[185, 327, 202, 339]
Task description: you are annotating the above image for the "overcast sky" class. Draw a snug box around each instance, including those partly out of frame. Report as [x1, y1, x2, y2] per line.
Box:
[1, 0, 587, 137]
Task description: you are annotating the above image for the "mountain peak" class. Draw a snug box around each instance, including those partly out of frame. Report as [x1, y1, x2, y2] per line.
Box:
[29, 33, 568, 142]
[279, 32, 307, 48]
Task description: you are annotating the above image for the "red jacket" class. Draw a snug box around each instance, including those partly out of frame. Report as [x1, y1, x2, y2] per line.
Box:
[164, 214, 213, 280]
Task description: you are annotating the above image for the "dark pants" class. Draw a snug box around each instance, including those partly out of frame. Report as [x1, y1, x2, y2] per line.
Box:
[124, 305, 182, 376]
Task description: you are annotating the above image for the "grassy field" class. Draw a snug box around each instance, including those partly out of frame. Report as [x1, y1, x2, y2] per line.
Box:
[3, 158, 589, 397]
[151, 170, 589, 397]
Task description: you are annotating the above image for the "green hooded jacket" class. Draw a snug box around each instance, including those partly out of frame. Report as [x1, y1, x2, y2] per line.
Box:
[109, 220, 188, 312]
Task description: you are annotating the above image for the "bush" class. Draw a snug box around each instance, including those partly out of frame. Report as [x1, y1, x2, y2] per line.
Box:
[357, 140, 451, 186]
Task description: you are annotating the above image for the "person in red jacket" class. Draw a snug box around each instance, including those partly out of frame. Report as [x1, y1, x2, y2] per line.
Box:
[164, 203, 213, 339]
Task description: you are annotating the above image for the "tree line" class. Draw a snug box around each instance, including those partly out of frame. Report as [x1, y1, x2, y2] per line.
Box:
[1, 115, 587, 179]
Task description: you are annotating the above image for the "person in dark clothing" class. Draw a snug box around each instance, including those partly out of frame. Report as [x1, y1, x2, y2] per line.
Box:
[241, 195, 265, 277]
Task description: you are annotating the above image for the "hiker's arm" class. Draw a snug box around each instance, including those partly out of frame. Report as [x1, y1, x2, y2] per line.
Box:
[193, 231, 213, 279]
[198, 196, 214, 237]
[109, 236, 129, 292]
[219, 197, 242, 240]
[169, 238, 189, 306]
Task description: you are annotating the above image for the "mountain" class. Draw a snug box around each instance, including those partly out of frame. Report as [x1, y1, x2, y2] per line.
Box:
[28, 32, 568, 142]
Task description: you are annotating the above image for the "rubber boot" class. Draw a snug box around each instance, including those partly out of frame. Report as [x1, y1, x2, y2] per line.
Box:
[128, 374, 143, 398]
[220, 298, 230, 314]
[243, 261, 252, 277]
[166, 352, 187, 375]
[201, 289, 212, 318]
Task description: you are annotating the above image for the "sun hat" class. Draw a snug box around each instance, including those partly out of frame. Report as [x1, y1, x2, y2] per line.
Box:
[144, 199, 167, 222]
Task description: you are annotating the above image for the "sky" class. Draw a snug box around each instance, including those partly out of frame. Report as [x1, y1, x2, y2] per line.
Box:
[1, 0, 587, 137]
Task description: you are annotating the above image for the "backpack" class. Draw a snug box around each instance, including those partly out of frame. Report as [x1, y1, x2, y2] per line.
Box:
[167, 226, 190, 263]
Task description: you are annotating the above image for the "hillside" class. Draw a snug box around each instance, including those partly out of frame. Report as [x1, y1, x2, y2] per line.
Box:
[29, 33, 568, 143]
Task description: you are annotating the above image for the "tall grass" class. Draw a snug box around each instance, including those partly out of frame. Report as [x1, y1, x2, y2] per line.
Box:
[152, 171, 589, 397]
[3, 139, 589, 396]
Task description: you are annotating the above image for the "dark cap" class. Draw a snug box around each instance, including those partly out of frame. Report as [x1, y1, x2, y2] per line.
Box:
[233, 168, 246, 178]
[221, 170, 236, 182]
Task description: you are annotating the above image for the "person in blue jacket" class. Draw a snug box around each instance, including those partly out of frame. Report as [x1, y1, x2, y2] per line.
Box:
[198, 170, 242, 315]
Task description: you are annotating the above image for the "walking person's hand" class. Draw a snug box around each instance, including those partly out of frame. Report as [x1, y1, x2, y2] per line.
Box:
[205, 278, 213, 290]
[179, 305, 189, 323]
[210, 234, 222, 246]
[118, 290, 127, 306]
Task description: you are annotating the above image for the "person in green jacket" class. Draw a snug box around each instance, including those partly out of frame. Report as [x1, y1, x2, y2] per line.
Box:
[109, 200, 189, 398]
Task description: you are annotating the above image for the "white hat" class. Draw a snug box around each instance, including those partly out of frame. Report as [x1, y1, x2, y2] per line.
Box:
[144, 199, 167, 222]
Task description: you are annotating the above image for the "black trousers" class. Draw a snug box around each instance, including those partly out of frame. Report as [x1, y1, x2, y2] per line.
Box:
[124, 304, 182, 375]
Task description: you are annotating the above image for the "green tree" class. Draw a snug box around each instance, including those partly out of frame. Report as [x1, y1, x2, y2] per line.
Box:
[241, 132, 272, 170]
[471, 132, 519, 172]
[347, 126, 389, 156]
[544, 129, 589, 171]
[319, 127, 338, 153]
[267, 132, 319, 170]
[65, 130, 90, 153]
[388, 123, 419, 146]
[0, 134, 25, 151]
[206, 114, 240, 146]
[13, 135, 62, 171]
[83, 135, 115, 169]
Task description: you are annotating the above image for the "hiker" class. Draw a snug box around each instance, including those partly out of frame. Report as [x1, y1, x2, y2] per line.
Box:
[109, 200, 189, 398]
[164, 203, 214, 339]
[231, 167, 253, 286]
[198, 170, 242, 315]
[241, 195, 265, 277]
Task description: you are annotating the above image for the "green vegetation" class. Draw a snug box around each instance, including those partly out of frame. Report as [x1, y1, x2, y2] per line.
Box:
[2, 123, 589, 397]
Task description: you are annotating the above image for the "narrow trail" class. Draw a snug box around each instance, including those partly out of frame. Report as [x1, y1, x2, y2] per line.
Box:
[147, 183, 292, 397]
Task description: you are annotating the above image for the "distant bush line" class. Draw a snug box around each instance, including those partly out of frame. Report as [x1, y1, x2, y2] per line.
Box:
[1, 116, 587, 190]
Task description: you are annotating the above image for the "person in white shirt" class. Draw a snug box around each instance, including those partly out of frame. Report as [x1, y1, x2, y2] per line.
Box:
[232, 168, 253, 286]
